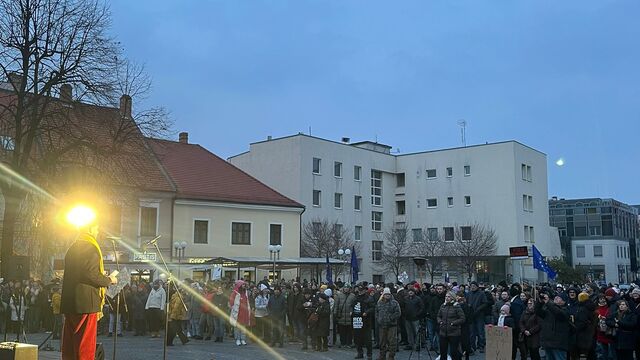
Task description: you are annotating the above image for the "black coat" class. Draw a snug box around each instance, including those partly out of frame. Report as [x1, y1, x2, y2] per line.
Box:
[61, 237, 112, 314]
[606, 311, 638, 350]
[519, 308, 541, 349]
[573, 301, 596, 351]
[312, 301, 331, 337]
[352, 293, 375, 328]
[404, 295, 424, 321]
[536, 302, 571, 351]
[268, 294, 287, 318]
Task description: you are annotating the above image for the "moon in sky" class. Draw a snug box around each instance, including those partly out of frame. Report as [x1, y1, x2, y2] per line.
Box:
[556, 158, 565, 166]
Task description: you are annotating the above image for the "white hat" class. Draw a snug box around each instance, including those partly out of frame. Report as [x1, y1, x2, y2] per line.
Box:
[324, 289, 332, 297]
[259, 284, 269, 292]
[382, 287, 391, 295]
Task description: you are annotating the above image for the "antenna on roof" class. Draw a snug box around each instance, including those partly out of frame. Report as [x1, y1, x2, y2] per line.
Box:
[309, 126, 312, 135]
[457, 119, 467, 147]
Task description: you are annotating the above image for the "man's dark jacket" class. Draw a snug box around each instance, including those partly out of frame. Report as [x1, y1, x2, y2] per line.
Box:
[61, 237, 112, 314]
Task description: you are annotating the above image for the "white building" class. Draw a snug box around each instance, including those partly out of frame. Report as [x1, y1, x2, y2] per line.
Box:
[230, 134, 558, 284]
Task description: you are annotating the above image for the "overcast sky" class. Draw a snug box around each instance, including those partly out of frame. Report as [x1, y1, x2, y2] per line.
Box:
[111, 1, 640, 204]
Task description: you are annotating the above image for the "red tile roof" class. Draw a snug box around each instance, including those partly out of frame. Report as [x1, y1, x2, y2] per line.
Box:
[147, 138, 303, 208]
[0, 89, 175, 193]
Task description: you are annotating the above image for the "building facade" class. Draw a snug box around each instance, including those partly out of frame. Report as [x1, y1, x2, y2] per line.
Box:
[549, 198, 639, 284]
[230, 134, 558, 284]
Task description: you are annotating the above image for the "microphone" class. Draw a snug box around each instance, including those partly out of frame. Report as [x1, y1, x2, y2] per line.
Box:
[144, 235, 161, 246]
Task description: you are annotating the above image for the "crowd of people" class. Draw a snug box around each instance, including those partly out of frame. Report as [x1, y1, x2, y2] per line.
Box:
[2, 275, 640, 360]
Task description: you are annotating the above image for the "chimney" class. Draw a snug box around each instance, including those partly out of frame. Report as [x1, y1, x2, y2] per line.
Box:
[179, 132, 188, 144]
[119, 94, 132, 118]
[341, 137, 350, 143]
[7, 72, 23, 91]
[60, 84, 72, 102]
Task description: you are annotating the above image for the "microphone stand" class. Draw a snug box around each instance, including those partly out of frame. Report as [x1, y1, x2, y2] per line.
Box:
[148, 237, 187, 360]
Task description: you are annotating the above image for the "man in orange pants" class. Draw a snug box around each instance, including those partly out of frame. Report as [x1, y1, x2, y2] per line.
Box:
[61, 221, 117, 360]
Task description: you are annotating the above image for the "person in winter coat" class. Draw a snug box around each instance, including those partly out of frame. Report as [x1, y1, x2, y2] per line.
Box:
[571, 292, 596, 360]
[605, 300, 637, 360]
[229, 280, 251, 346]
[254, 285, 270, 343]
[536, 292, 571, 360]
[403, 288, 424, 351]
[376, 288, 401, 360]
[352, 285, 376, 360]
[199, 285, 215, 340]
[427, 284, 446, 351]
[106, 293, 127, 337]
[298, 288, 317, 351]
[212, 286, 228, 342]
[519, 297, 542, 360]
[492, 291, 510, 323]
[456, 291, 473, 360]
[131, 286, 147, 336]
[313, 293, 331, 352]
[287, 284, 304, 343]
[466, 281, 489, 353]
[167, 288, 189, 346]
[334, 286, 356, 347]
[595, 294, 615, 360]
[494, 304, 514, 327]
[267, 286, 287, 347]
[437, 291, 466, 360]
[187, 284, 203, 340]
[628, 288, 640, 360]
[145, 280, 166, 338]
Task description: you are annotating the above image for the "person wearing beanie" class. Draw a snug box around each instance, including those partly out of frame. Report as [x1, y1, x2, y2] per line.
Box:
[376, 288, 401, 360]
[571, 291, 597, 359]
[352, 285, 375, 359]
[535, 290, 571, 360]
[322, 288, 335, 348]
[267, 286, 287, 347]
[437, 291, 466, 360]
[403, 288, 424, 351]
[466, 281, 489, 353]
[312, 293, 331, 352]
[495, 304, 514, 328]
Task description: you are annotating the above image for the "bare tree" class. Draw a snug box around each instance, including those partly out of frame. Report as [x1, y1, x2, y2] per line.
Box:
[412, 229, 445, 283]
[447, 223, 498, 283]
[0, 0, 171, 277]
[375, 224, 413, 282]
[301, 218, 358, 281]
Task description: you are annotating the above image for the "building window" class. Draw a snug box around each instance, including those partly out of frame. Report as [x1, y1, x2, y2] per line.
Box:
[140, 206, 158, 237]
[461, 226, 472, 241]
[334, 162, 342, 177]
[334, 223, 343, 238]
[412, 228, 423, 243]
[427, 198, 437, 208]
[355, 226, 362, 241]
[589, 226, 601, 236]
[372, 241, 383, 261]
[371, 211, 383, 231]
[427, 228, 439, 241]
[524, 226, 535, 243]
[444, 227, 454, 242]
[559, 228, 567, 237]
[396, 201, 406, 215]
[313, 157, 321, 174]
[464, 165, 471, 176]
[447, 197, 454, 207]
[396, 173, 405, 187]
[426, 169, 437, 179]
[521, 164, 532, 181]
[593, 245, 602, 257]
[371, 170, 382, 206]
[464, 196, 471, 206]
[334, 193, 343, 209]
[575, 226, 587, 236]
[617, 246, 620, 258]
[354, 165, 362, 181]
[269, 224, 282, 246]
[193, 220, 209, 244]
[576, 245, 585, 258]
[313, 190, 321, 207]
[586, 207, 597, 214]
[354, 195, 362, 211]
[446, 167, 453, 177]
[523, 195, 533, 212]
[231, 222, 251, 245]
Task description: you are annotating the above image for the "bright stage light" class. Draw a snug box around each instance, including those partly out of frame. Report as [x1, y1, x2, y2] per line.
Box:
[65, 205, 97, 228]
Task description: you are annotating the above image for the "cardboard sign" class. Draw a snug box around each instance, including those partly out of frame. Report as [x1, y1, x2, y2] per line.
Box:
[485, 325, 512, 360]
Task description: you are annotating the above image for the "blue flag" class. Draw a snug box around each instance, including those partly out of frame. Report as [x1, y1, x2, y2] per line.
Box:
[532, 245, 557, 280]
[325, 254, 333, 285]
[351, 246, 359, 283]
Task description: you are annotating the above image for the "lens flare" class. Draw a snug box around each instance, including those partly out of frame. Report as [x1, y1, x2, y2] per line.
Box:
[65, 205, 97, 228]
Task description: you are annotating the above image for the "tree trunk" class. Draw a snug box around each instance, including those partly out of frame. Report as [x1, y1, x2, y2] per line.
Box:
[1, 188, 25, 277]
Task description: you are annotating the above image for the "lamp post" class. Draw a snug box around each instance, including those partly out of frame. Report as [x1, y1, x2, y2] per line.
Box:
[268, 244, 282, 283]
[338, 248, 351, 283]
[174, 241, 187, 280]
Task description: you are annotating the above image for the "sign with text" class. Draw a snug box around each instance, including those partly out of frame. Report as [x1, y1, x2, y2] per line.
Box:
[133, 252, 156, 262]
[485, 325, 512, 360]
[509, 246, 529, 260]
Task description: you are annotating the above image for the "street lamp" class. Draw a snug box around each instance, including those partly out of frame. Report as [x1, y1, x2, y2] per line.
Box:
[268, 244, 282, 283]
[338, 248, 351, 283]
[174, 241, 187, 280]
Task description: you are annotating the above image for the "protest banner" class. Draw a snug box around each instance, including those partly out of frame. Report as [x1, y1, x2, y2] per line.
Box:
[485, 324, 512, 360]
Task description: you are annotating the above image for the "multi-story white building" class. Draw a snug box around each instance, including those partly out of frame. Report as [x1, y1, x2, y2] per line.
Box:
[230, 134, 559, 284]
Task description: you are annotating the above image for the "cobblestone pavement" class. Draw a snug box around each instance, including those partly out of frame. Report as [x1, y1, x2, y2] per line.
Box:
[26, 332, 485, 360]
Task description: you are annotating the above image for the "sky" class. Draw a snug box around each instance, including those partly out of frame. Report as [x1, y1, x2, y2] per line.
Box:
[110, 1, 640, 204]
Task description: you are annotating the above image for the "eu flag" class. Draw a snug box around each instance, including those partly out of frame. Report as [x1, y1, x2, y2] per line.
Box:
[325, 254, 333, 285]
[532, 245, 557, 280]
[351, 246, 359, 283]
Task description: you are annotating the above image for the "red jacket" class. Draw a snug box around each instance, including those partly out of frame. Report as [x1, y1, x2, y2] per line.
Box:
[596, 305, 611, 344]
